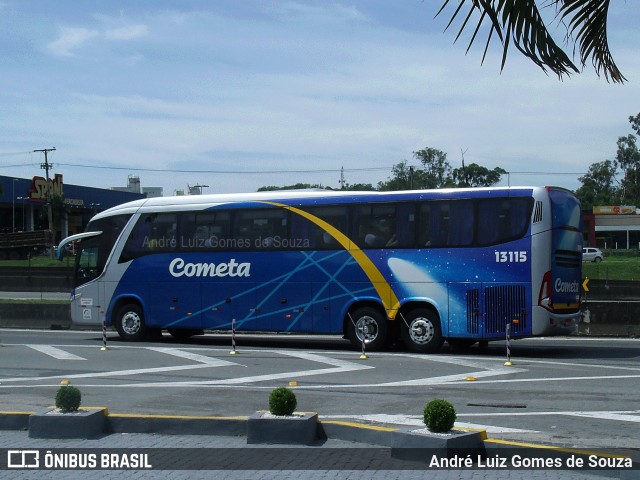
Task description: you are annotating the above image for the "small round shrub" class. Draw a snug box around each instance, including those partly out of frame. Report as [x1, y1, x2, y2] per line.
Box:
[268, 387, 297, 416]
[423, 398, 456, 433]
[55, 385, 82, 413]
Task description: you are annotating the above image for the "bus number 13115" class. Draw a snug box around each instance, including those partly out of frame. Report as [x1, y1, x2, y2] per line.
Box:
[495, 251, 527, 263]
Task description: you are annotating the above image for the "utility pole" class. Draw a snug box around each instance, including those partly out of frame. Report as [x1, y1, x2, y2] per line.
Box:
[34, 147, 56, 258]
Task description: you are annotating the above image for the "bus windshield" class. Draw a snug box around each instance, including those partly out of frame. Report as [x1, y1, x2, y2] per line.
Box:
[74, 214, 131, 287]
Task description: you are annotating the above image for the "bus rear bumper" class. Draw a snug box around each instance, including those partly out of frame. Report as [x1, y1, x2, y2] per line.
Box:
[532, 306, 579, 336]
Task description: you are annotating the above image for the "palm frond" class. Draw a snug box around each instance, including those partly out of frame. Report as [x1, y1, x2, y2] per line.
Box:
[559, 0, 626, 83]
[437, 0, 626, 83]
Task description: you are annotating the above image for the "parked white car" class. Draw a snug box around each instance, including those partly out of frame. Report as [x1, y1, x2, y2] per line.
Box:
[582, 247, 604, 263]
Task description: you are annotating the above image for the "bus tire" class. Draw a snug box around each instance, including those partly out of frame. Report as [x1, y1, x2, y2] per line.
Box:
[114, 303, 147, 341]
[347, 306, 388, 352]
[400, 308, 443, 353]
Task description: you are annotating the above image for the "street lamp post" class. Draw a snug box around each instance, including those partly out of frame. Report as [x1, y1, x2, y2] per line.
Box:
[16, 197, 27, 231]
[12, 179, 18, 232]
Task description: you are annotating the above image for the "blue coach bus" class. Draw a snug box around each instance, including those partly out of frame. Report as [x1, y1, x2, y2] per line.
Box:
[58, 186, 583, 353]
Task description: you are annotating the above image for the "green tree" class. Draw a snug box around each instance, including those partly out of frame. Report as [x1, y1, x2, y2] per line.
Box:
[438, 0, 626, 83]
[413, 148, 455, 189]
[48, 193, 68, 245]
[616, 133, 640, 205]
[630, 113, 640, 135]
[575, 160, 619, 209]
[342, 182, 375, 191]
[378, 148, 505, 191]
[377, 160, 425, 191]
[453, 163, 507, 187]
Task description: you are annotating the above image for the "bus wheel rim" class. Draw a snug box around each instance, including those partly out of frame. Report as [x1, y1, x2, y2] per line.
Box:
[409, 317, 434, 344]
[356, 316, 378, 343]
[122, 312, 141, 335]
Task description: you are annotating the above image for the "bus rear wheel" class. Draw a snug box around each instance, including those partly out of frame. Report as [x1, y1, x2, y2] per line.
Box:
[115, 303, 147, 341]
[400, 308, 443, 353]
[347, 306, 388, 352]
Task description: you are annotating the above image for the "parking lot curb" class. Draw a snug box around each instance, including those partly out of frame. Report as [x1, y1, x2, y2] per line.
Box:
[1, 410, 471, 447]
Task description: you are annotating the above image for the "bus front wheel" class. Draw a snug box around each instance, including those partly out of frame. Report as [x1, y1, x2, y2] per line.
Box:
[115, 303, 147, 341]
[400, 308, 443, 353]
[347, 306, 388, 352]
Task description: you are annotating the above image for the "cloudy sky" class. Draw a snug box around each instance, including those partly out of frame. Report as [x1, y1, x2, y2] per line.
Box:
[1, 1, 639, 196]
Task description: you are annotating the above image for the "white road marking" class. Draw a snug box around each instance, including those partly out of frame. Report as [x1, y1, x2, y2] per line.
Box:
[569, 411, 640, 423]
[0, 364, 224, 383]
[26, 345, 86, 361]
[0, 346, 240, 383]
[145, 347, 237, 366]
[324, 414, 538, 434]
[117, 351, 375, 387]
[453, 374, 640, 385]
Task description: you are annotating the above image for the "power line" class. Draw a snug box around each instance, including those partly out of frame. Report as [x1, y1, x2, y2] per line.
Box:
[0, 155, 589, 177]
[0, 150, 33, 157]
[54, 162, 393, 175]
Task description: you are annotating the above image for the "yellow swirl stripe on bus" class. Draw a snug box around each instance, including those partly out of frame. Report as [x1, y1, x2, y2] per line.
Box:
[262, 201, 401, 320]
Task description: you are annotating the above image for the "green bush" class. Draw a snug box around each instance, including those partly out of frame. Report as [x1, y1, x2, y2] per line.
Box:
[423, 399, 456, 433]
[55, 385, 82, 413]
[268, 387, 297, 416]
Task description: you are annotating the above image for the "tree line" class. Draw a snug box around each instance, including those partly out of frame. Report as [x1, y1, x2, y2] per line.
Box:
[259, 112, 640, 211]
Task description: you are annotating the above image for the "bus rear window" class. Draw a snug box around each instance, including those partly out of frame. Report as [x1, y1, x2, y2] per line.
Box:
[548, 189, 582, 231]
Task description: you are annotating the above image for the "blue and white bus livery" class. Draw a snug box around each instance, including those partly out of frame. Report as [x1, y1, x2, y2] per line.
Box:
[58, 186, 583, 353]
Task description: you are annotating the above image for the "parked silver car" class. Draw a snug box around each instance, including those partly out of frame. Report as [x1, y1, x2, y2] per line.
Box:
[582, 247, 604, 263]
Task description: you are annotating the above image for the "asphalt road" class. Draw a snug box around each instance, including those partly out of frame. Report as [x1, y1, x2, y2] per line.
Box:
[1, 329, 639, 452]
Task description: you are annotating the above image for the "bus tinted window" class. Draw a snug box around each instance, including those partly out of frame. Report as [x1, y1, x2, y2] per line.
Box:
[548, 189, 582, 231]
[180, 211, 231, 251]
[356, 205, 395, 248]
[446, 201, 474, 247]
[77, 214, 131, 284]
[121, 213, 177, 260]
[477, 198, 531, 246]
[419, 202, 444, 247]
[355, 204, 415, 249]
[234, 209, 288, 250]
[291, 205, 349, 249]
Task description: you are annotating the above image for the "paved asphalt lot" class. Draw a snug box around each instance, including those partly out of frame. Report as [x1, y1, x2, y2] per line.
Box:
[0, 329, 638, 478]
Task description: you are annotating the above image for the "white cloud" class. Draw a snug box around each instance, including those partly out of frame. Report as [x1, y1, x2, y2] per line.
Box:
[3, 1, 639, 196]
[105, 24, 148, 41]
[46, 26, 99, 57]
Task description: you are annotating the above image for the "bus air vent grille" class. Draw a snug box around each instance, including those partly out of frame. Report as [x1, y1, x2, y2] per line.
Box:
[555, 249, 581, 268]
[484, 285, 527, 334]
[532, 201, 543, 223]
[466, 288, 480, 334]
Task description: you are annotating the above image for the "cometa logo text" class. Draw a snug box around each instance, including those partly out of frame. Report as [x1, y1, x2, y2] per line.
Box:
[169, 258, 251, 278]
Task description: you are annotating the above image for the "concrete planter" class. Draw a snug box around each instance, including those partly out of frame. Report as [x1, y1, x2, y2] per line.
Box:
[391, 428, 486, 463]
[29, 408, 107, 439]
[247, 411, 319, 445]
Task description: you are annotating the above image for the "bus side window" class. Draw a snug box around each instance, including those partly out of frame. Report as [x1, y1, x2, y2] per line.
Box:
[477, 199, 530, 246]
[234, 209, 288, 250]
[121, 213, 177, 260]
[289, 213, 316, 249]
[447, 201, 474, 246]
[355, 205, 396, 249]
[291, 205, 348, 250]
[189, 212, 231, 250]
[419, 202, 449, 247]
